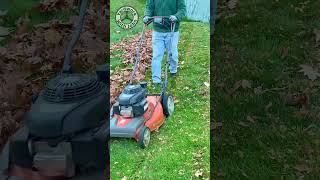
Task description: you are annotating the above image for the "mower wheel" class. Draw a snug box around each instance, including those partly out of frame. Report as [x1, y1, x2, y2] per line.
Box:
[162, 94, 174, 117]
[138, 126, 151, 149]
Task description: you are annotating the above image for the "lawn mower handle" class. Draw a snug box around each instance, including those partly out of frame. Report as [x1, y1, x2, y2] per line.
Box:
[144, 16, 176, 30]
[62, 0, 90, 74]
[129, 16, 176, 84]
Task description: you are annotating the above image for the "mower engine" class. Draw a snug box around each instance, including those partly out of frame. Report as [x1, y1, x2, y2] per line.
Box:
[7, 66, 109, 178]
[113, 82, 149, 118]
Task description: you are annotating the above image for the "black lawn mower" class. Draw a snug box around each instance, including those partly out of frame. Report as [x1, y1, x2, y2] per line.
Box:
[0, 0, 109, 179]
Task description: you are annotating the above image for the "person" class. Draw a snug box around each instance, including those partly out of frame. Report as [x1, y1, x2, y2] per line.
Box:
[143, 0, 186, 87]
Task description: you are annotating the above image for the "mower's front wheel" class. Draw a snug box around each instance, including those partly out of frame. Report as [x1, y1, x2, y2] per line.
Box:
[162, 94, 174, 117]
[138, 126, 151, 149]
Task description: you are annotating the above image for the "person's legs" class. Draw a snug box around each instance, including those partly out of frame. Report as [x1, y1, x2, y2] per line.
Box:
[165, 32, 179, 74]
[151, 31, 165, 83]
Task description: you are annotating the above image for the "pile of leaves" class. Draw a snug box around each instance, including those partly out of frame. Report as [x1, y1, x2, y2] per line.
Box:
[110, 30, 152, 103]
[0, 1, 107, 149]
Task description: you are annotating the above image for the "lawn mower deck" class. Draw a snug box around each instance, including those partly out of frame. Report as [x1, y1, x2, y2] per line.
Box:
[110, 83, 174, 148]
[110, 95, 165, 138]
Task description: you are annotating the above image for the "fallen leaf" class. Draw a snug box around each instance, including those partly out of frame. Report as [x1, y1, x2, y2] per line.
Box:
[281, 91, 309, 107]
[237, 150, 244, 158]
[44, 29, 62, 44]
[0, 26, 11, 36]
[254, 86, 264, 95]
[195, 170, 203, 177]
[314, 29, 320, 46]
[178, 169, 184, 176]
[229, 79, 251, 95]
[246, 116, 257, 123]
[211, 122, 222, 130]
[39, 0, 75, 12]
[16, 14, 30, 35]
[264, 102, 272, 112]
[238, 121, 249, 127]
[0, 10, 8, 17]
[294, 164, 311, 173]
[281, 46, 289, 59]
[24, 57, 43, 71]
[241, 80, 251, 89]
[299, 65, 320, 81]
[227, 0, 239, 9]
[293, 110, 311, 119]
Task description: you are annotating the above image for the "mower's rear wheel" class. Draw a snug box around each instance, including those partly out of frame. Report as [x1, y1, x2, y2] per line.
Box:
[162, 94, 174, 117]
[138, 126, 151, 149]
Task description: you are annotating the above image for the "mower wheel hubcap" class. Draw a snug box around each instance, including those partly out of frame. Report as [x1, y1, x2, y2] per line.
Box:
[143, 128, 151, 147]
[167, 96, 174, 115]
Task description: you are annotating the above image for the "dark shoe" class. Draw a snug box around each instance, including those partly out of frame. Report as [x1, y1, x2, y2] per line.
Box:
[170, 73, 177, 78]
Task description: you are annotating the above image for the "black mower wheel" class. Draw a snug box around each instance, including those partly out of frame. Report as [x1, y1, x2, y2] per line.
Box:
[162, 94, 174, 117]
[138, 126, 151, 149]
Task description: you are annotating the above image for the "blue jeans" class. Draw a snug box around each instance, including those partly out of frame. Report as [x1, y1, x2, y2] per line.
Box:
[151, 31, 179, 83]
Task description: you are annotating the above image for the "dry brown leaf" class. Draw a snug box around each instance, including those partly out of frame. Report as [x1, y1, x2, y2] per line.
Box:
[227, 0, 239, 9]
[254, 86, 263, 95]
[39, 0, 75, 12]
[0, 10, 8, 17]
[229, 79, 251, 95]
[24, 57, 43, 71]
[281, 46, 289, 59]
[44, 29, 62, 44]
[314, 29, 320, 46]
[293, 110, 311, 119]
[0, 26, 11, 36]
[194, 170, 203, 177]
[241, 80, 251, 88]
[16, 14, 30, 35]
[211, 122, 223, 130]
[294, 164, 311, 173]
[246, 116, 257, 123]
[238, 121, 249, 127]
[110, 30, 152, 104]
[264, 102, 272, 112]
[237, 150, 244, 158]
[299, 65, 320, 81]
[281, 91, 309, 107]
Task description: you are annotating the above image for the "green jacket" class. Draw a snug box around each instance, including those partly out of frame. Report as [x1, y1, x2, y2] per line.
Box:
[144, 0, 186, 32]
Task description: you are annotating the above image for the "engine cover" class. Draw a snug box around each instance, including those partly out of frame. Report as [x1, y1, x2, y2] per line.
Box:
[118, 84, 147, 106]
[115, 83, 148, 117]
[25, 74, 108, 138]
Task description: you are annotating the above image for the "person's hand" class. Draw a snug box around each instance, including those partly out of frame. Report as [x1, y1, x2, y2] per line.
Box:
[169, 15, 177, 22]
[143, 16, 151, 24]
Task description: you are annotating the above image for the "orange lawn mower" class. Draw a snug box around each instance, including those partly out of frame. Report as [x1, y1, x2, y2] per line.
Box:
[110, 16, 176, 148]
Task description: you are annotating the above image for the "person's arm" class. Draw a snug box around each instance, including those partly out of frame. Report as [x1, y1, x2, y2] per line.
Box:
[144, 0, 154, 17]
[174, 0, 186, 21]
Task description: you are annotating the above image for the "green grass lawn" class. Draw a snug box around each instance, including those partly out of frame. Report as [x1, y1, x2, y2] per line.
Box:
[110, 1, 210, 179]
[213, 0, 320, 179]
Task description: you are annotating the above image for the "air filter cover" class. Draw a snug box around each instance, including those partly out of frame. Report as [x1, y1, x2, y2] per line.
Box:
[42, 74, 101, 103]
